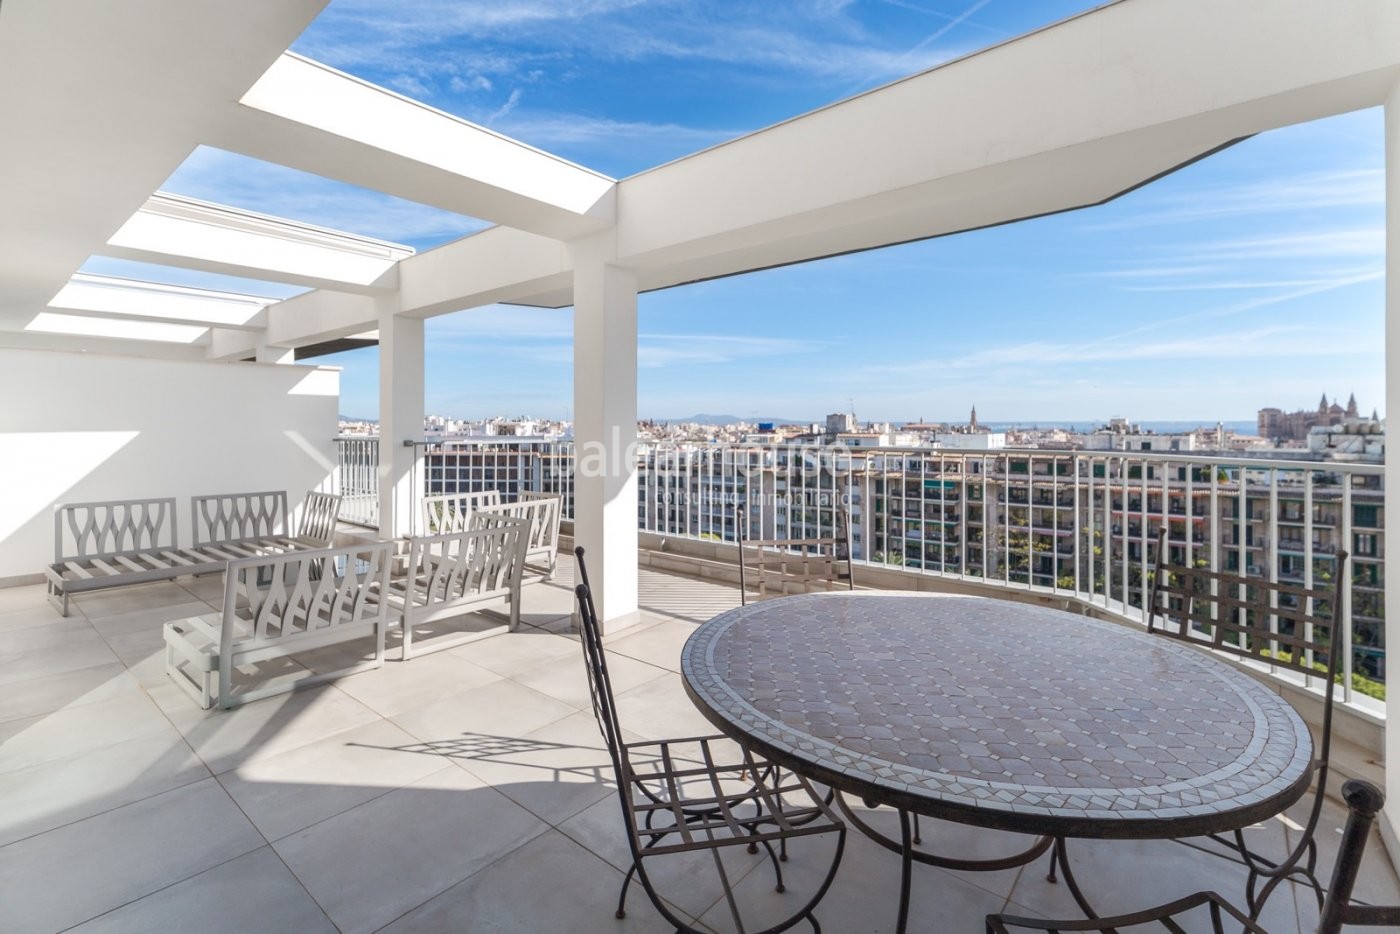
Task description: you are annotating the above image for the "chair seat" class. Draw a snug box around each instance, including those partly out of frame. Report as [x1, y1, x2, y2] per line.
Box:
[620, 734, 842, 858]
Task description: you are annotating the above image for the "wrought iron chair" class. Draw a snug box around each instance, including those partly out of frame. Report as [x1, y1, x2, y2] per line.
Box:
[987, 778, 1400, 934]
[734, 503, 854, 606]
[1129, 526, 1350, 918]
[573, 546, 846, 933]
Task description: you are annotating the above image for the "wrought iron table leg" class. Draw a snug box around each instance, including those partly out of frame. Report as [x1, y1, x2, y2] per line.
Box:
[897, 808, 914, 934]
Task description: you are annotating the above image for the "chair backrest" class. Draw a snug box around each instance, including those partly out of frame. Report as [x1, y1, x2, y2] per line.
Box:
[735, 502, 854, 605]
[1319, 779, 1400, 933]
[192, 490, 288, 546]
[53, 498, 178, 562]
[221, 541, 393, 656]
[1148, 527, 1349, 762]
[572, 547, 627, 773]
[296, 491, 341, 547]
[422, 490, 501, 535]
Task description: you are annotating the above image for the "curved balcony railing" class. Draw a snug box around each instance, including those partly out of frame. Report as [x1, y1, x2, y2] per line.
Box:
[336, 437, 1386, 703]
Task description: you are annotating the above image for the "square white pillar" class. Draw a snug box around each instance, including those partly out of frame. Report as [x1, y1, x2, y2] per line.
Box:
[377, 297, 424, 540]
[572, 234, 641, 634]
[1384, 79, 1400, 857]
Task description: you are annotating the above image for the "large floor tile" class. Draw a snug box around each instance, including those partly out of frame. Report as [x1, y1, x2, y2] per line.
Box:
[605, 615, 702, 671]
[1005, 832, 1301, 932]
[382, 828, 703, 933]
[447, 709, 638, 826]
[67, 846, 336, 934]
[167, 683, 381, 775]
[0, 660, 142, 724]
[0, 778, 263, 934]
[218, 718, 456, 841]
[0, 601, 71, 634]
[0, 583, 50, 615]
[333, 645, 504, 718]
[558, 791, 767, 923]
[513, 648, 669, 710]
[71, 581, 203, 620]
[0, 730, 208, 846]
[611, 670, 724, 740]
[391, 676, 579, 744]
[0, 690, 174, 774]
[273, 765, 549, 934]
[710, 817, 1001, 934]
[0, 619, 119, 687]
[448, 627, 582, 678]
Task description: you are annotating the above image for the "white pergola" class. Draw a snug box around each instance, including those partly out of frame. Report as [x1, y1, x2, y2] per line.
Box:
[3, 0, 1400, 833]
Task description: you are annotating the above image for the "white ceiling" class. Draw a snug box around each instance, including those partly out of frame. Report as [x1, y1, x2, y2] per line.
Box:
[1, 0, 1397, 360]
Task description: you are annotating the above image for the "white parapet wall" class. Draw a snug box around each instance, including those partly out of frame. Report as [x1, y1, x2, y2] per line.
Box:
[0, 347, 340, 584]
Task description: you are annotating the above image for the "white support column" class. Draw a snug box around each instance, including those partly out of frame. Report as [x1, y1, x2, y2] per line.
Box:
[572, 232, 641, 634]
[377, 295, 423, 540]
[1384, 79, 1400, 860]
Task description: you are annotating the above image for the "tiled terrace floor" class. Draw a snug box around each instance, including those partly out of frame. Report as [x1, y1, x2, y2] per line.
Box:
[2, 555, 1397, 932]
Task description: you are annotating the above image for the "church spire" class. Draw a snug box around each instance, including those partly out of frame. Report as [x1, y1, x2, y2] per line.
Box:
[1318, 393, 1329, 414]
[1347, 393, 1359, 418]
[970, 404, 978, 430]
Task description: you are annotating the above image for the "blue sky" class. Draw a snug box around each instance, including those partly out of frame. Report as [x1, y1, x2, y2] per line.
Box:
[90, 0, 1385, 424]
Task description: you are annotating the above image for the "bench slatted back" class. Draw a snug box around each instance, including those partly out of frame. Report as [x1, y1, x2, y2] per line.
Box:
[422, 490, 501, 535]
[404, 516, 527, 610]
[297, 491, 342, 547]
[54, 498, 178, 562]
[516, 492, 563, 555]
[475, 496, 561, 559]
[192, 491, 289, 547]
[223, 542, 392, 654]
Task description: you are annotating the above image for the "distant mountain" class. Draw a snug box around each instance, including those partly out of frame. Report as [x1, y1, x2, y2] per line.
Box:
[339, 415, 377, 423]
[661, 414, 807, 426]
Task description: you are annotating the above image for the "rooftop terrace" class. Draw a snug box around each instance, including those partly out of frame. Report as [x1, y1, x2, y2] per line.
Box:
[3, 554, 1396, 932]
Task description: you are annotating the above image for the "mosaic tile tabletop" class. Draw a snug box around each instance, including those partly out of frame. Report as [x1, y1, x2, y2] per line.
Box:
[681, 592, 1314, 837]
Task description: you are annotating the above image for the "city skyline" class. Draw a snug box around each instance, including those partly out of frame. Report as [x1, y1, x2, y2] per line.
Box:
[81, 1, 1386, 423]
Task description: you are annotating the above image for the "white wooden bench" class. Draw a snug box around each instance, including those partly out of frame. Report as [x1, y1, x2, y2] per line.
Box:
[421, 490, 500, 535]
[45, 497, 226, 616]
[163, 541, 393, 709]
[476, 493, 562, 581]
[190, 490, 341, 558]
[384, 514, 528, 659]
[44, 491, 343, 616]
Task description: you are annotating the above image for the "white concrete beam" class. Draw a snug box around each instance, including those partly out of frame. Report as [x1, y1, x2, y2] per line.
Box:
[571, 234, 640, 634]
[102, 193, 409, 294]
[213, 54, 617, 242]
[608, 0, 1400, 294]
[397, 227, 570, 318]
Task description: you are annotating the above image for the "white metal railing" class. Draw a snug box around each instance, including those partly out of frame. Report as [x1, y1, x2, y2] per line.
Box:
[335, 438, 1385, 699]
[335, 436, 379, 527]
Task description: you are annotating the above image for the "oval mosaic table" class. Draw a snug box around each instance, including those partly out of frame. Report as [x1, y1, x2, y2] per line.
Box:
[681, 592, 1316, 930]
